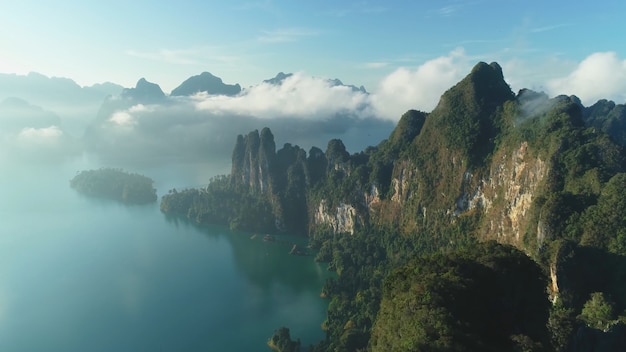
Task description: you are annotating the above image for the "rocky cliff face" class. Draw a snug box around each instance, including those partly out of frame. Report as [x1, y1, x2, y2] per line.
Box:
[308, 62, 517, 237]
[314, 200, 358, 235]
[222, 62, 626, 266]
[300, 62, 618, 264]
[230, 127, 275, 192]
[459, 141, 548, 246]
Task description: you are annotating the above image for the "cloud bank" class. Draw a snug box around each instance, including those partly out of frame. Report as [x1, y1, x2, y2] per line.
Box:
[0, 99, 81, 163]
[370, 48, 471, 118]
[88, 97, 394, 167]
[547, 52, 626, 105]
[193, 72, 371, 119]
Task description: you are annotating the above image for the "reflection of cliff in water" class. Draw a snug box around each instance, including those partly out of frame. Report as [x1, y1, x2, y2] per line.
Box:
[162, 215, 333, 292]
[231, 231, 333, 291]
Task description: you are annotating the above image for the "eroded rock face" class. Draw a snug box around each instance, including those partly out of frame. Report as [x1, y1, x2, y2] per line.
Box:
[314, 199, 357, 235]
[380, 141, 548, 248]
[390, 160, 415, 204]
[365, 184, 381, 209]
[230, 128, 276, 192]
[464, 141, 548, 246]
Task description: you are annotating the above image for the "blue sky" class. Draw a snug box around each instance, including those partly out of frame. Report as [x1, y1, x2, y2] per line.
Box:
[1, 0, 626, 107]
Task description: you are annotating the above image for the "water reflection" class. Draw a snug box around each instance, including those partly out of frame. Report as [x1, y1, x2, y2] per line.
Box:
[164, 215, 333, 293]
[0, 157, 331, 351]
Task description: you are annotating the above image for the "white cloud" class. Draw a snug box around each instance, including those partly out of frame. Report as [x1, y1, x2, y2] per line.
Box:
[12, 126, 71, 157]
[128, 104, 153, 113]
[193, 72, 371, 119]
[547, 52, 626, 105]
[17, 125, 63, 141]
[109, 111, 136, 126]
[369, 48, 472, 119]
[499, 56, 577, 94]
[107, 104, 153, 127]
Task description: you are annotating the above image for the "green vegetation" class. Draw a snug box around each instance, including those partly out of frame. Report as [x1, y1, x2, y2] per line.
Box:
[160, 175, 276, 233]
[160, 62, 626, 351]
[582, 99, 626, 147]
[268, 327, 301, 352]
[371, 242, 549, 351]
[70, 168, 157, 204]
[578, 292, 615, 330]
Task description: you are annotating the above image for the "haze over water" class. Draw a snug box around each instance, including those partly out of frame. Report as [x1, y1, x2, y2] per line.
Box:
[0, 156, 331, 351]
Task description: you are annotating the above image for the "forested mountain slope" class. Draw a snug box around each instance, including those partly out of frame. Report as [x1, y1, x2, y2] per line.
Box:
[161, 62, 626, 351]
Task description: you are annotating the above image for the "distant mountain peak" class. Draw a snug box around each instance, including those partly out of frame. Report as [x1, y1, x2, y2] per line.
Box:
[263, 72, 294, 85]
[121, 78, 165, 103]
[423, 61, 514, 165]
[262, 72, 367, 93]
[170, 72, 241, 97]
[0, 96, 61, 130]
[437, 61, 513, 112]
[199, 71, 218, 79]
[329, 78, 367, 93]
[1, 96, 32, 108]
[471, 61, 503, 76]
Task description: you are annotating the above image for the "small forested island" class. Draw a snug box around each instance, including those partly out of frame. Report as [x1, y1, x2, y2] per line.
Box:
[70, 168, 157, 204]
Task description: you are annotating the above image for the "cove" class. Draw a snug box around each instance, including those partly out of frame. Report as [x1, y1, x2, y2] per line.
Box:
[0, 158, 332, 351]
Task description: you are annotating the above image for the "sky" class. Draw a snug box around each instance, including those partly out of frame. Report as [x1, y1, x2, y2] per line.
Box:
[1, 0, 626, 108]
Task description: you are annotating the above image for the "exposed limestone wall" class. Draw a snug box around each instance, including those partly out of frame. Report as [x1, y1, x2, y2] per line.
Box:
[314, 199, 357, 235]
[364, 184, 381, 209]
[549, 264, 559, 302]
[257, 162, 268, 192]
[316, 141, 547, 245]
[459, 142, 548, 246]
[390, 160, 415, 204]
[230, 128, 276, 193]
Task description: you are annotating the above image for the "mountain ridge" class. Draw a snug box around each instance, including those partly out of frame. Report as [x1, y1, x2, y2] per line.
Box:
[170, 71, 241, 97]
[121, 78, 166, 103]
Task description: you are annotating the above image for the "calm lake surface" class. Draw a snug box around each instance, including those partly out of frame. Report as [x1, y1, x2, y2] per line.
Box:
[0, 156, 332, 351]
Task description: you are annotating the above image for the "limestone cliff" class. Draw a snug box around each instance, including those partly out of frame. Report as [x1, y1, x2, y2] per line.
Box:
[230, 127, 275, 192]
[314, 200, 358, 235]
[450, 141, 548, 247]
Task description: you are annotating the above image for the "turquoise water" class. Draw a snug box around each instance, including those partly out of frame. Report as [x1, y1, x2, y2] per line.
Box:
[0, 158, 331, 351]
